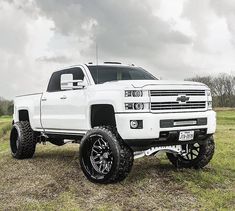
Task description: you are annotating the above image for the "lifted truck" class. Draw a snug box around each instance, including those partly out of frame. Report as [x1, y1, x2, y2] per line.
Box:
[10, 63, 216, 183]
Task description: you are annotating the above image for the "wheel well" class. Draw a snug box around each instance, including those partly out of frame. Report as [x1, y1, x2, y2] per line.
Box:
[18, 110, 29, 122]
[91, 104, 116, 128]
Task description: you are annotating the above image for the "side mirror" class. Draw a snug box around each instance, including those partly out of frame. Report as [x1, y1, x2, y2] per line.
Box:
[61, 80, 85, 90]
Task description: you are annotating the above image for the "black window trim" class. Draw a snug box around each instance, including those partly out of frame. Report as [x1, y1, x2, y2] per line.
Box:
[47, 66, 89, 93]
[86, 64, 158, 84]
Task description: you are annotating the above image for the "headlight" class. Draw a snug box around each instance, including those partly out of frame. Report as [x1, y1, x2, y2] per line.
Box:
[208, 101, 212, 110]
[206, 90, 212, 110]
[206, 90, 211, 97]
[125, 103, 146, 110]
[134, 103, 144, 110]
[125, 90, 143, 97]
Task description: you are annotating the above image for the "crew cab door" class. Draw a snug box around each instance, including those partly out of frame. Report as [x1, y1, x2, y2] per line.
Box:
[41, 67, 89, 133]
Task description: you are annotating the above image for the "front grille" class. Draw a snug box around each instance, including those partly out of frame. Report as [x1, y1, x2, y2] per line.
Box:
[150, 90, 205, 96]
[151, 101, 206, 110]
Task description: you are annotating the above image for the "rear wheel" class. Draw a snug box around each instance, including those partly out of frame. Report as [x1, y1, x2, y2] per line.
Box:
[10, 121, 36, 159]
[166, 136, 215, 169]
[79, 126, 134, 184]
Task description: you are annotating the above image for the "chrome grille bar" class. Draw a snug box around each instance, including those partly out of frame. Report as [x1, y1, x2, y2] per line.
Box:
[150, 90, 205, 96]
[151, 101, 206, 110]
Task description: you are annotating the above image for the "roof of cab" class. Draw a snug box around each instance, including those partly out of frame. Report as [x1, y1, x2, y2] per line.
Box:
[85, 62, 135, 67]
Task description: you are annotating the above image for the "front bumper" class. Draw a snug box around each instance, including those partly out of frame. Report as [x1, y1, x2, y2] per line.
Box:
[115, 110, 216, 141]
[125, 129, 212, 150]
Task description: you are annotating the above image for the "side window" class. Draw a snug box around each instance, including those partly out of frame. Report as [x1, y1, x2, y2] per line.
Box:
[47, 72, 61, 92]
[47, 67, 87, 92]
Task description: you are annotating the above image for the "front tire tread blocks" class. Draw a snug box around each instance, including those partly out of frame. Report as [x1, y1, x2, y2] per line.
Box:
[79, 126, 134, 184]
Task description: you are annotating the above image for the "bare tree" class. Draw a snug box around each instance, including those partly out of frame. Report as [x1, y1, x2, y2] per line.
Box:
[186, 73, 235, 107]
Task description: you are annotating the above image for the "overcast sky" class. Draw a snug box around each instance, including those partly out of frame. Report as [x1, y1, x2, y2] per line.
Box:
[1, 0, 235, 99]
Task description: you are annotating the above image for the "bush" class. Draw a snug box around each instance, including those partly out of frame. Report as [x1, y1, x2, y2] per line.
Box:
[0, 97, 13, 116]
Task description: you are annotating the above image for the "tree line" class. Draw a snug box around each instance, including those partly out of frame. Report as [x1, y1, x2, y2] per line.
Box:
[0, 97, 13, 116]
[186, 73, 235, 107]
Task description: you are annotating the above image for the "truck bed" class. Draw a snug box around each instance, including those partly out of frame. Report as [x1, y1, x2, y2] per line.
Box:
[14, 93, 43, 131]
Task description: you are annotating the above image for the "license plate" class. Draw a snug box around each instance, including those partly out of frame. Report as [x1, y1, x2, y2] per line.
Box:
[179, 131, 194, 141]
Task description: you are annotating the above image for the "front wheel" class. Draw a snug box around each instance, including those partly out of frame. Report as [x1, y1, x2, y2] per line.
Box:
[166, 136, 215, 169]
[79, 126, 134, 184]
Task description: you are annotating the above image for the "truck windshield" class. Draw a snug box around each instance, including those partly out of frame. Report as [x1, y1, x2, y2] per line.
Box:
[88, 65, 157, 84]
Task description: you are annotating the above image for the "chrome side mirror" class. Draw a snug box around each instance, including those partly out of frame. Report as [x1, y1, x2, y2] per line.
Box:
[61, 80, 85, 90]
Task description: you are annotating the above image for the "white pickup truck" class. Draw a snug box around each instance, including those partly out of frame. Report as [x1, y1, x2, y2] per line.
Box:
[10, 62, 216, 183]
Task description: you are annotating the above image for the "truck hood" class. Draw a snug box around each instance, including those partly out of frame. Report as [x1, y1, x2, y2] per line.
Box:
[100, 80, 208, 90]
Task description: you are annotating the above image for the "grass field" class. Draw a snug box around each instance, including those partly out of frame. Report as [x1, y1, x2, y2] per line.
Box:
[0, 111, 234, 211]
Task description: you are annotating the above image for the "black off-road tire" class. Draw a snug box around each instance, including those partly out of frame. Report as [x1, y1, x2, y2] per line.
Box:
[79, 126, 134, 184]
[10, 121, 36, 159]
[166, 136, 215, 169]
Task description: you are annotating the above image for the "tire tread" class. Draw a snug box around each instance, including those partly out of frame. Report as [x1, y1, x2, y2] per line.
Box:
[167, 136, 215, 169]
[11, 121, 36, 159]
[79, 126, 134, 183]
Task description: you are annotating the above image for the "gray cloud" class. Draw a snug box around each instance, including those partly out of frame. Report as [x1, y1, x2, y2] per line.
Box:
[0, 0, 51, 99]
[0, 2, 28, 54]
[1, 0, 235, 99]
[210, 0, 235, 46]
[35, 0, 192, 60]
[36, 55, 72, 63]
[182, 0, 214, 52]
[0, 1, 31, 98]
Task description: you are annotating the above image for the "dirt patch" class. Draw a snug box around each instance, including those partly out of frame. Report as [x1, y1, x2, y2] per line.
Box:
[0, 143, 198, 210]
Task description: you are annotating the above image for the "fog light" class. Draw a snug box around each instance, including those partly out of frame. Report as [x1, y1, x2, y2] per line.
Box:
[130, 120, 138, 129]
[130, 120, 143, 129]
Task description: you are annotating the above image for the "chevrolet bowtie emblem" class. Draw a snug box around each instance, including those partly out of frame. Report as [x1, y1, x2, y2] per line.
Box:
[177, 95, 190, 103]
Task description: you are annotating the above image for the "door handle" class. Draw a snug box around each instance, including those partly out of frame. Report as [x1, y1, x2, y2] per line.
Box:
[41, 98, 47, 102]
[60, 96, 67, 100]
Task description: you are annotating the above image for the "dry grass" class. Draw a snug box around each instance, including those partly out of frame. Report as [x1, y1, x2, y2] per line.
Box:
[214, 107, 235, 112]
[0, 142, 198, 211]
[0, 111, 234, 211]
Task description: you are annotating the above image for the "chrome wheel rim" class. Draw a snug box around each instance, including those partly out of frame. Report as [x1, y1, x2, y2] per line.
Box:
[90, 135, 113, 175]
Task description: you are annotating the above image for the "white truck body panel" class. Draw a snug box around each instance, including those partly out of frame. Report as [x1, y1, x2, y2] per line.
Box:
[14, 93, 42, 130]
[41, 89, 88, 132]
[115, 111, 216, 140]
